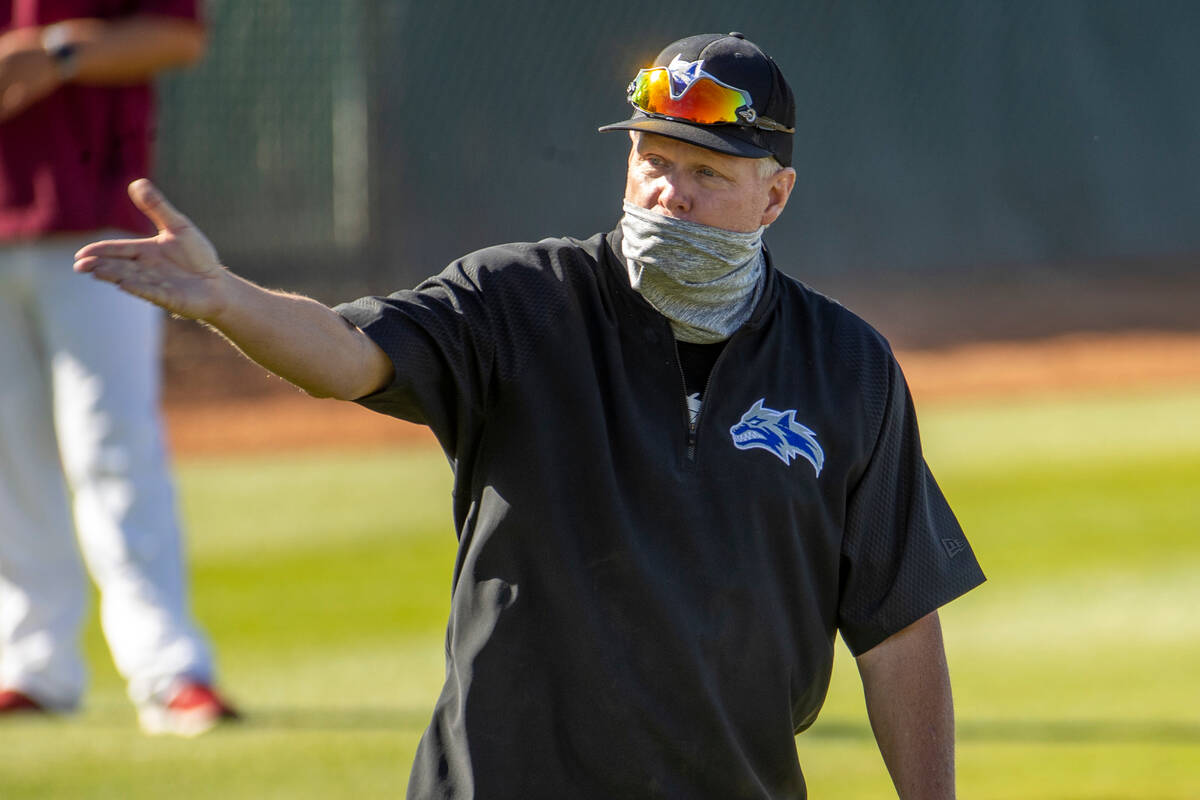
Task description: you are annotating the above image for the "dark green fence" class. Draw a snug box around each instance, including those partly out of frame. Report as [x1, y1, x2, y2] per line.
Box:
[155, 1, 1200, 299]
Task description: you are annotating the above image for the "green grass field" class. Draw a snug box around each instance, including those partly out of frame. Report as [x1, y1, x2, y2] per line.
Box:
[3, 383, 1198, 798]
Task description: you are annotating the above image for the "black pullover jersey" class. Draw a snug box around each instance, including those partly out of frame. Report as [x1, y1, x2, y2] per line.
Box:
[335, 229, 985, 799]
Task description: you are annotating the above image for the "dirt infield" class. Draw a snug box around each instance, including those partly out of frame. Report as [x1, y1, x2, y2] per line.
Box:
[162, 323, 1200, 457]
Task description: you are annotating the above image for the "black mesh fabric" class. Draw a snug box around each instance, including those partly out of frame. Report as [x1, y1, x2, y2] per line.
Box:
[332, 231, 985, 796]
[836, 351, 985, 655]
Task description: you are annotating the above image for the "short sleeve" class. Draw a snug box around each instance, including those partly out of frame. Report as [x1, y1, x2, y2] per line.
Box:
[333, 242, 573, 454]
[334, 262, 496, 451]
[836, 355, 985, 656]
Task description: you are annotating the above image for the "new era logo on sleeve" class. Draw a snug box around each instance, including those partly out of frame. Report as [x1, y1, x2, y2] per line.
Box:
[941, 538, 967, 558]
[729, 398, 825, 476]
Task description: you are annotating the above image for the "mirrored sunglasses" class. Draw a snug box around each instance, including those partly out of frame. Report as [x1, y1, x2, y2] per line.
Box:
[627, 65, 794, 134]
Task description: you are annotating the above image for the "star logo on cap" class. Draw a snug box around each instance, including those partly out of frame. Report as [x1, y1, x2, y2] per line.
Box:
[665, 55, 704, 98]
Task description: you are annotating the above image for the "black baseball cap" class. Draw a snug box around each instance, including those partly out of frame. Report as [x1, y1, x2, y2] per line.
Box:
[599, 32, 796, 167]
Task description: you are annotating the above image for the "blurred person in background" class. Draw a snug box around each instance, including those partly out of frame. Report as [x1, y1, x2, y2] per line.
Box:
[0, 1, 235, 736]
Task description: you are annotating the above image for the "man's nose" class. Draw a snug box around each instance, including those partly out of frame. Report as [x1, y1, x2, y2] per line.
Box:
[656, 177, 691, 217]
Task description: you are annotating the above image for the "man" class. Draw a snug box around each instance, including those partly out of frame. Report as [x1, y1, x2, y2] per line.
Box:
[75, 32, 984, 797]
[0, 2, 235, 735]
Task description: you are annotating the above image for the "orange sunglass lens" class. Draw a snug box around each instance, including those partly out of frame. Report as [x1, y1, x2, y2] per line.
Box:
[631, 68, 745, 125]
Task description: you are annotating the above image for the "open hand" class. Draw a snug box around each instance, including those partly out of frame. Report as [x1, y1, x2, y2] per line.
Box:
[75, 179, 228, 321]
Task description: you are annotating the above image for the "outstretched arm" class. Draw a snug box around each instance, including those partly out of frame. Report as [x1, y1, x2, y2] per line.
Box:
[855, 611, 957, 799]
[75, 180, 394, 401]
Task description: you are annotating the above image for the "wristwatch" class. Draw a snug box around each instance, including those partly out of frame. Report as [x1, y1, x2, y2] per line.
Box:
[41, 23, 81, 82]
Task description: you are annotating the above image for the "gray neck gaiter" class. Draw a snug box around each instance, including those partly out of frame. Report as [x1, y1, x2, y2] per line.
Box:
[619, 201, 766, 344]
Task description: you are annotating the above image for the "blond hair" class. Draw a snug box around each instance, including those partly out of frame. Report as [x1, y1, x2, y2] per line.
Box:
[756, 156, 784, 179]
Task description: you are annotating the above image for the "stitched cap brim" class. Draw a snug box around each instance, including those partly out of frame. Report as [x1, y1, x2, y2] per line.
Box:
[598, 116, 773, 160]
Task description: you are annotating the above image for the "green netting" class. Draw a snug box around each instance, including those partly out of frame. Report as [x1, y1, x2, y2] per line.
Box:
[154, 1, 1200, 294]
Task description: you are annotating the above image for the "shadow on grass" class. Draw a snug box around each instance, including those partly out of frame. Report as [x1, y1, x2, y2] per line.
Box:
[232, 706, 431, 731]
[18, 702, 431, 733]
[809, 717, 1200, 744]
[48, 706, 1200, 743]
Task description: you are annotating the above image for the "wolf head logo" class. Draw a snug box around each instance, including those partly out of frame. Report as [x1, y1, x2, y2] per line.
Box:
[730, 398, 825, 476]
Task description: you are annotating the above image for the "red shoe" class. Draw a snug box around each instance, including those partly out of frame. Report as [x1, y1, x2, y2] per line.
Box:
[138, 681, 239, 737]
[0, 688, 44, 714]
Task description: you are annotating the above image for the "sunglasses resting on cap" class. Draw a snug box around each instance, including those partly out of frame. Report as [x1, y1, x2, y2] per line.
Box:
[599, 32, 797, 166]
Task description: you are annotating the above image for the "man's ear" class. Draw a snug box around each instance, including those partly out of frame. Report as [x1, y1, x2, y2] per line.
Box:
[761, 167, 797, 226]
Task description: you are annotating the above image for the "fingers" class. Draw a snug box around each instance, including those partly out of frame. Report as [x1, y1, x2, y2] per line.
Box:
[127, 178, 193, 234]
[73, 238, 154, 265]
[76, 255, 143, 281]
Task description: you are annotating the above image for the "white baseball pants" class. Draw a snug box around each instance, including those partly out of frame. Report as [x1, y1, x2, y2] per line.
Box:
[0, 233, 213, 710]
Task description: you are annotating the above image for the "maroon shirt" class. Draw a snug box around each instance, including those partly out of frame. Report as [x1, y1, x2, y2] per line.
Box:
[0, 0, 198, 239]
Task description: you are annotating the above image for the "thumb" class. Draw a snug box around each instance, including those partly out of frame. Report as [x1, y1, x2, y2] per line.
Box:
[128, 178, 192, 234]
